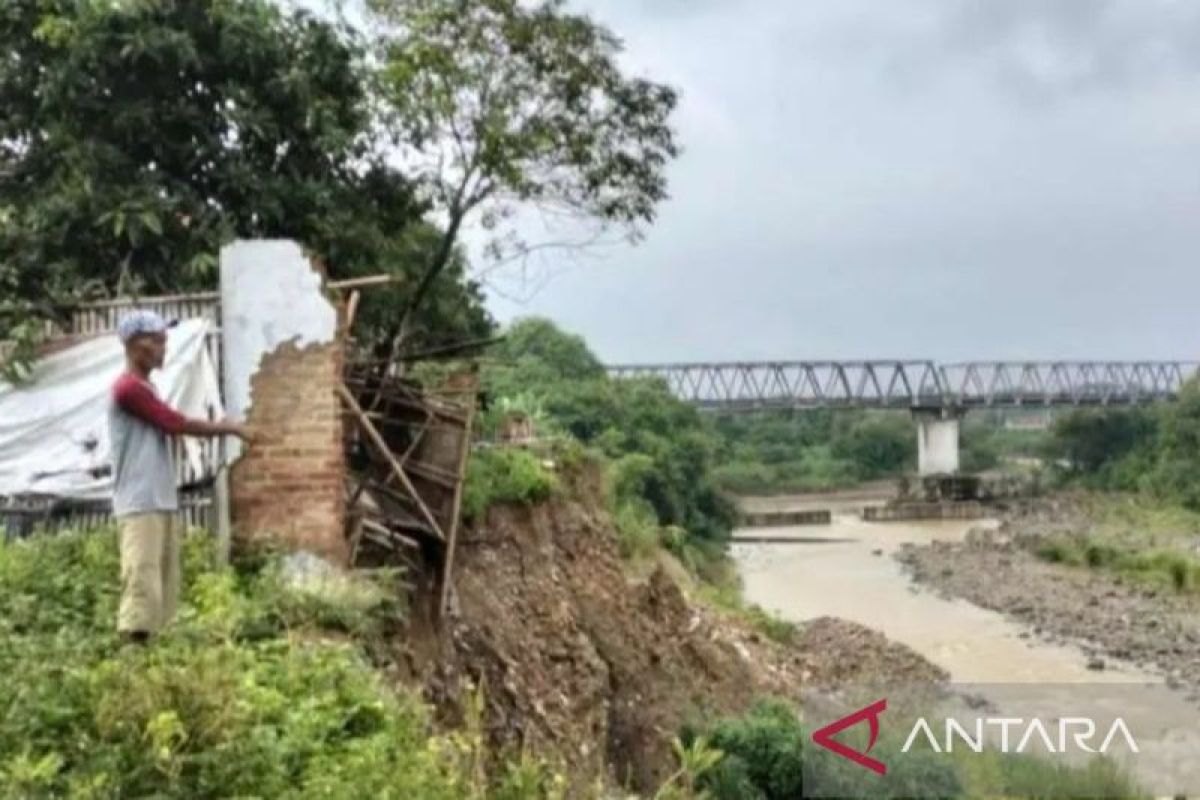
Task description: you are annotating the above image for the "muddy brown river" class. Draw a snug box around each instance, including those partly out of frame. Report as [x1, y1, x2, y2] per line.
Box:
[732, 490, 1200, 796]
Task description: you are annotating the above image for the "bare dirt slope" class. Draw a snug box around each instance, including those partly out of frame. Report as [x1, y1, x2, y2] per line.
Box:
[391, 469, 945, 792]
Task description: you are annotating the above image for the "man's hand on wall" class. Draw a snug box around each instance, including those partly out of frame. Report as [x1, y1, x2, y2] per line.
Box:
[234, 424, 260, 445]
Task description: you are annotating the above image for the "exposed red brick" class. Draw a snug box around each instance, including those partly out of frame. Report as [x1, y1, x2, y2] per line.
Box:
[230, 338, 347, 565]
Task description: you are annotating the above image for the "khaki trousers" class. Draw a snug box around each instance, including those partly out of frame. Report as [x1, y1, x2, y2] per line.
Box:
[117, 512, 182, 634]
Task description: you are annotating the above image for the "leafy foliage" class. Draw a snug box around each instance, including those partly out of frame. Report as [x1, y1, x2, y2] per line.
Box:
[340, 222, 495, 354]
[0, 0, 491, 362]
[485, 319, 737, 549]
[2, 0, 681, 364]
[0, 529, 568, 799]
[462, 446, 559, 520]
[830, 414, 913, 479]
[653, 737, 725, 800]
[609, 453, 672, 561]
[487, 317, 605, 383]
[369, 0, 679, 322]
[1147, 379, 1200, 508]
[2, 0, 383, 289]
[709, 411, 913, 494]
[957, 413, 1051, 473]
[1045, 379, 1200, 509]
[1046, 407, 1158, 480]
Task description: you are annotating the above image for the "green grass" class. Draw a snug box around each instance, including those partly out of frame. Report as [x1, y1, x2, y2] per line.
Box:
[0, 528, 568, 799]
[711, 451, 861, 496]
[1086, 492, 1200, 542]
[1037, 536, 1200, 594]
[611, 496, 663, 561]
[951, 745, 1145, 799]
[462, 446, 559, 520]
[692, 570, 799, 647]
[739, 604, 799, 646]
[1032, 493, 1200, 595]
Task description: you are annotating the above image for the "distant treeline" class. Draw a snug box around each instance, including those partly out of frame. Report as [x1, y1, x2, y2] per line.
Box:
[1041, 382, 1200, 508]
[706, 409, 1048, 495]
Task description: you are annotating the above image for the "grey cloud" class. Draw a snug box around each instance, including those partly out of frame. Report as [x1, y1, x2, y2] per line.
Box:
[480, 0, 1200, 362]
[937, 0, 1200, 97]
[588, 0, 726, 20]
[780, 0, 1200, 102]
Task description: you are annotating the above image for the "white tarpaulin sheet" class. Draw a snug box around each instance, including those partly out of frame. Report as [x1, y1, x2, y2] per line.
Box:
[0, 319, 223, 500]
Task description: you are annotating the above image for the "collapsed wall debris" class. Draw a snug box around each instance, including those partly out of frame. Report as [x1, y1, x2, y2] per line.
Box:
[341, 360, 477, 620]
[219, 239, 480, 620]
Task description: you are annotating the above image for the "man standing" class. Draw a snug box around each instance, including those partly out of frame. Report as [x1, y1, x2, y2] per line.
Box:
[110, 310, 252, 642]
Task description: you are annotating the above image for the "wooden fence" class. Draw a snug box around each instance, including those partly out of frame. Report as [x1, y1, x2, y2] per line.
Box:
[1, 490, 214, 540]
[66, 291, 223, 378]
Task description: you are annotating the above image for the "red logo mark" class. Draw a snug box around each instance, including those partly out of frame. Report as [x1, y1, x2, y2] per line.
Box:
[811, 699, 888, 776]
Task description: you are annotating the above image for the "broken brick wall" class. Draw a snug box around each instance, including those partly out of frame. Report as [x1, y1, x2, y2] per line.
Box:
[219, 240, 346, 565]
[229, 339, 347, 564]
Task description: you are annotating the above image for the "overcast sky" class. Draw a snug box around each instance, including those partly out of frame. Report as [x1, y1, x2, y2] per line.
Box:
[483, 0, 1200, 364]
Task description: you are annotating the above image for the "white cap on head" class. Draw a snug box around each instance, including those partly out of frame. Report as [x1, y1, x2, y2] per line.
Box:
[116, 309, 177, 343]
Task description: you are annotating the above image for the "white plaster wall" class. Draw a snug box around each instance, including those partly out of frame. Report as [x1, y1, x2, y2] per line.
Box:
[219, 240, 337, 421]
[917, 418, 960, 476]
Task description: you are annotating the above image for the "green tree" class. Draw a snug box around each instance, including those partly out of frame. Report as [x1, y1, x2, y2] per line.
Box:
[368, 0, 679, 335]
[1153, 380, 1200, 508]
[1046, 408, 1157, 476]
[706, 410, 921, 494]
[484, 318, 736, 548]
[341, 223, 494, 354]
[0, 0, 490, 360]
[489, 317, 605, 383]
[831, 414, 914, 480]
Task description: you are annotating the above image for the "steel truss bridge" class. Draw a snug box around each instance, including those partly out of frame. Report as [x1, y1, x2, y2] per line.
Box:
[605, 361, 1200, 411]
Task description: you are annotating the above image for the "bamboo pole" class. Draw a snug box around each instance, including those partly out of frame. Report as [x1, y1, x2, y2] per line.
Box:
[336, 382, 445, 541]
[344, 290, 362, 332]
[438, 383, 477, 619]
[327, 275, 402, 291]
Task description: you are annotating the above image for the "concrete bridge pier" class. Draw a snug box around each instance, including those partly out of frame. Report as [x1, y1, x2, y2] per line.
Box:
[914, 408, 964, 476]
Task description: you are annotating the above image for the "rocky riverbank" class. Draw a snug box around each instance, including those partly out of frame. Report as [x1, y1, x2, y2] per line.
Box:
[897, 518, 1200, 698]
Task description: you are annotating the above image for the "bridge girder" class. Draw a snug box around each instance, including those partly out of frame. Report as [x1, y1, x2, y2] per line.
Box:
[605, 361, 1200, 411]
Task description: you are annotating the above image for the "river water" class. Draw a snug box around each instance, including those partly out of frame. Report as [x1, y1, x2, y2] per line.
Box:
[732, 489, 1200, 795]
[733, 490, 1134, 683]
